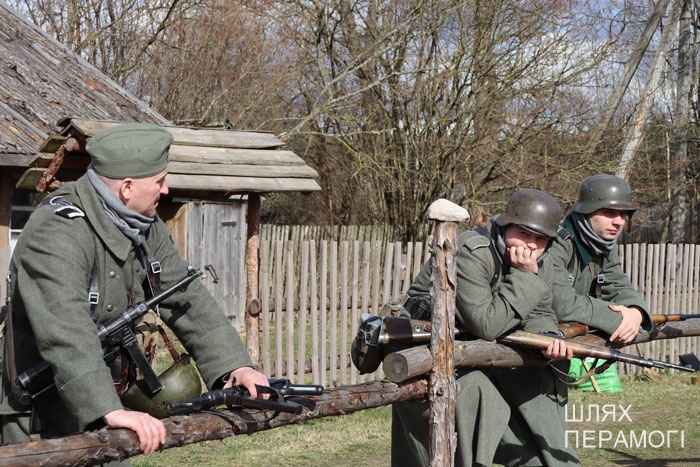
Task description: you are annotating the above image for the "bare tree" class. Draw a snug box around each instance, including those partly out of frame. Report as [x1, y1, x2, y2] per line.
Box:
[266, 0, 621, 237]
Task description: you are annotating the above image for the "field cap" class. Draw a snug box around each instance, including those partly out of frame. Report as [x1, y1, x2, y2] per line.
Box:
[86, 123, 173, 178]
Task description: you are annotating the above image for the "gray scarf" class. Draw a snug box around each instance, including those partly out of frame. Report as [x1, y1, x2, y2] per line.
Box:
[571, 211, 618, 256]
[87, 165, 155, 246]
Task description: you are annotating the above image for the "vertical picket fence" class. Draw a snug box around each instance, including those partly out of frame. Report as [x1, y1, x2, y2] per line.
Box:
[258, 238, 431, 387]
[256, 228, 700, 387]
[618, 243, 700, 376]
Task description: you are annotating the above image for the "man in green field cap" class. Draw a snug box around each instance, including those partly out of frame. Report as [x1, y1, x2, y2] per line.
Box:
[0, 123, 268, 456]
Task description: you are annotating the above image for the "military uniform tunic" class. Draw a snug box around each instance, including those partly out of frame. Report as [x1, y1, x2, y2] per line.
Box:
[1, 175, 253, 442]
[392, 221, 560, 467]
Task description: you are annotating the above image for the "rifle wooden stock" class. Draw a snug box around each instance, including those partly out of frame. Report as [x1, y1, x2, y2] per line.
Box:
[651, 313, 700, 323]
[557, 321, 590, 338]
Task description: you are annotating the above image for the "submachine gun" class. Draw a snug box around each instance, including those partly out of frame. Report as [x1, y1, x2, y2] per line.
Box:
[15, 267, 203, 406]
[163, 378, 325, 418]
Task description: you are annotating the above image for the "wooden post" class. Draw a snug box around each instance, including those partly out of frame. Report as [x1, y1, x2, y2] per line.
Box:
[245, 193, 261, 364]
[426, 199, 469, 467]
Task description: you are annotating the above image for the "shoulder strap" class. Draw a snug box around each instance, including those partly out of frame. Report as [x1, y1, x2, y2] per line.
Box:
[3, 271, 23, 401]
[473, 226, 500, 289]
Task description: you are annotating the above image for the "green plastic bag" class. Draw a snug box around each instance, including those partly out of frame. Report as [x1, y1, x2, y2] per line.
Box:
[568, 358, 622, 393]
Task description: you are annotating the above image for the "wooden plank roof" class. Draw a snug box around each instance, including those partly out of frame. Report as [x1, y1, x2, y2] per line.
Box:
[16, 118, 321, 196]
[0, 2, 166, 167]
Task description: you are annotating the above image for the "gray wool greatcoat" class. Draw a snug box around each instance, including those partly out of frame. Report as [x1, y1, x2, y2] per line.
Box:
[392, 220, 563, 467]
[0, 175, 253, 443]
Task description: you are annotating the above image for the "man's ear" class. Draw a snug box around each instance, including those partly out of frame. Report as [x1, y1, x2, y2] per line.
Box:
[119, 178, 135, 202]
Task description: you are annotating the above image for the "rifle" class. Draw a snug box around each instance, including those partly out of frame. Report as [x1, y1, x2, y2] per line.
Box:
[15, 267, 204, 405]
[499, 330, 693, 372]
[351, 314, 696, 375]
[163, 378, 325, 416]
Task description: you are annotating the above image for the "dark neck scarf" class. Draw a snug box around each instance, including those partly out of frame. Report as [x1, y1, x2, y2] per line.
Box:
[87, 165, 155, 246]
[570, 211, 618, 256]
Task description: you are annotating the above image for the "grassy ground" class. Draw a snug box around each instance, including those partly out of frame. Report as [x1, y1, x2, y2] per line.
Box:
[132, 372, 699, 467]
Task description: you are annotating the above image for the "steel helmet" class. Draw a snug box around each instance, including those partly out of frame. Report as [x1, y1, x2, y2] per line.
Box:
[120, 354, 202, 419]
[494, 189, 562, 238]
[573, 174, 636, 214]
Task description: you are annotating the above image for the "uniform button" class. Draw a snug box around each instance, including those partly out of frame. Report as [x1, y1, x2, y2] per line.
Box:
[107, 304, 114, 312]
[109, 271, 116, 278]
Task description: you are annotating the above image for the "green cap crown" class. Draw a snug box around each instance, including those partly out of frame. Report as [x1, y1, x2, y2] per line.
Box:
[86, 123, 173, 179]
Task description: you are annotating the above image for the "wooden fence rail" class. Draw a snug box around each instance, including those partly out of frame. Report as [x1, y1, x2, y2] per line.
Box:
[257, 235, 700, 386]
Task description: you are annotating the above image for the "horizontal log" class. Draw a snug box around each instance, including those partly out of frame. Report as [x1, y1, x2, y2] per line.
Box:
[165, 174, 321, 193]
[633, 318, 700, 343]
[0, 379, 427, 466]
[383, 320, 700, 383]
[383, 342, 543, 382]
[60, 118, 285, 149]
[167, 161, 318, 178]
[168, 146, 303, 165]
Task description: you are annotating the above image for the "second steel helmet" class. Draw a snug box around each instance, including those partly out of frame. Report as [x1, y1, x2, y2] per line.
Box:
[494, 189, 562, 238]
[120, 354, 202, 419]
[573, 174, 636, 214]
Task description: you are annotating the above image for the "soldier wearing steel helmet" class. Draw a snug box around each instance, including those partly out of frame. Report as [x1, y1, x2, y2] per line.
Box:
[550, 174, 652, 341]
[492, 175, 653, 467]
[392, 189, 573, 467]
[0, 123, 268, 457]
